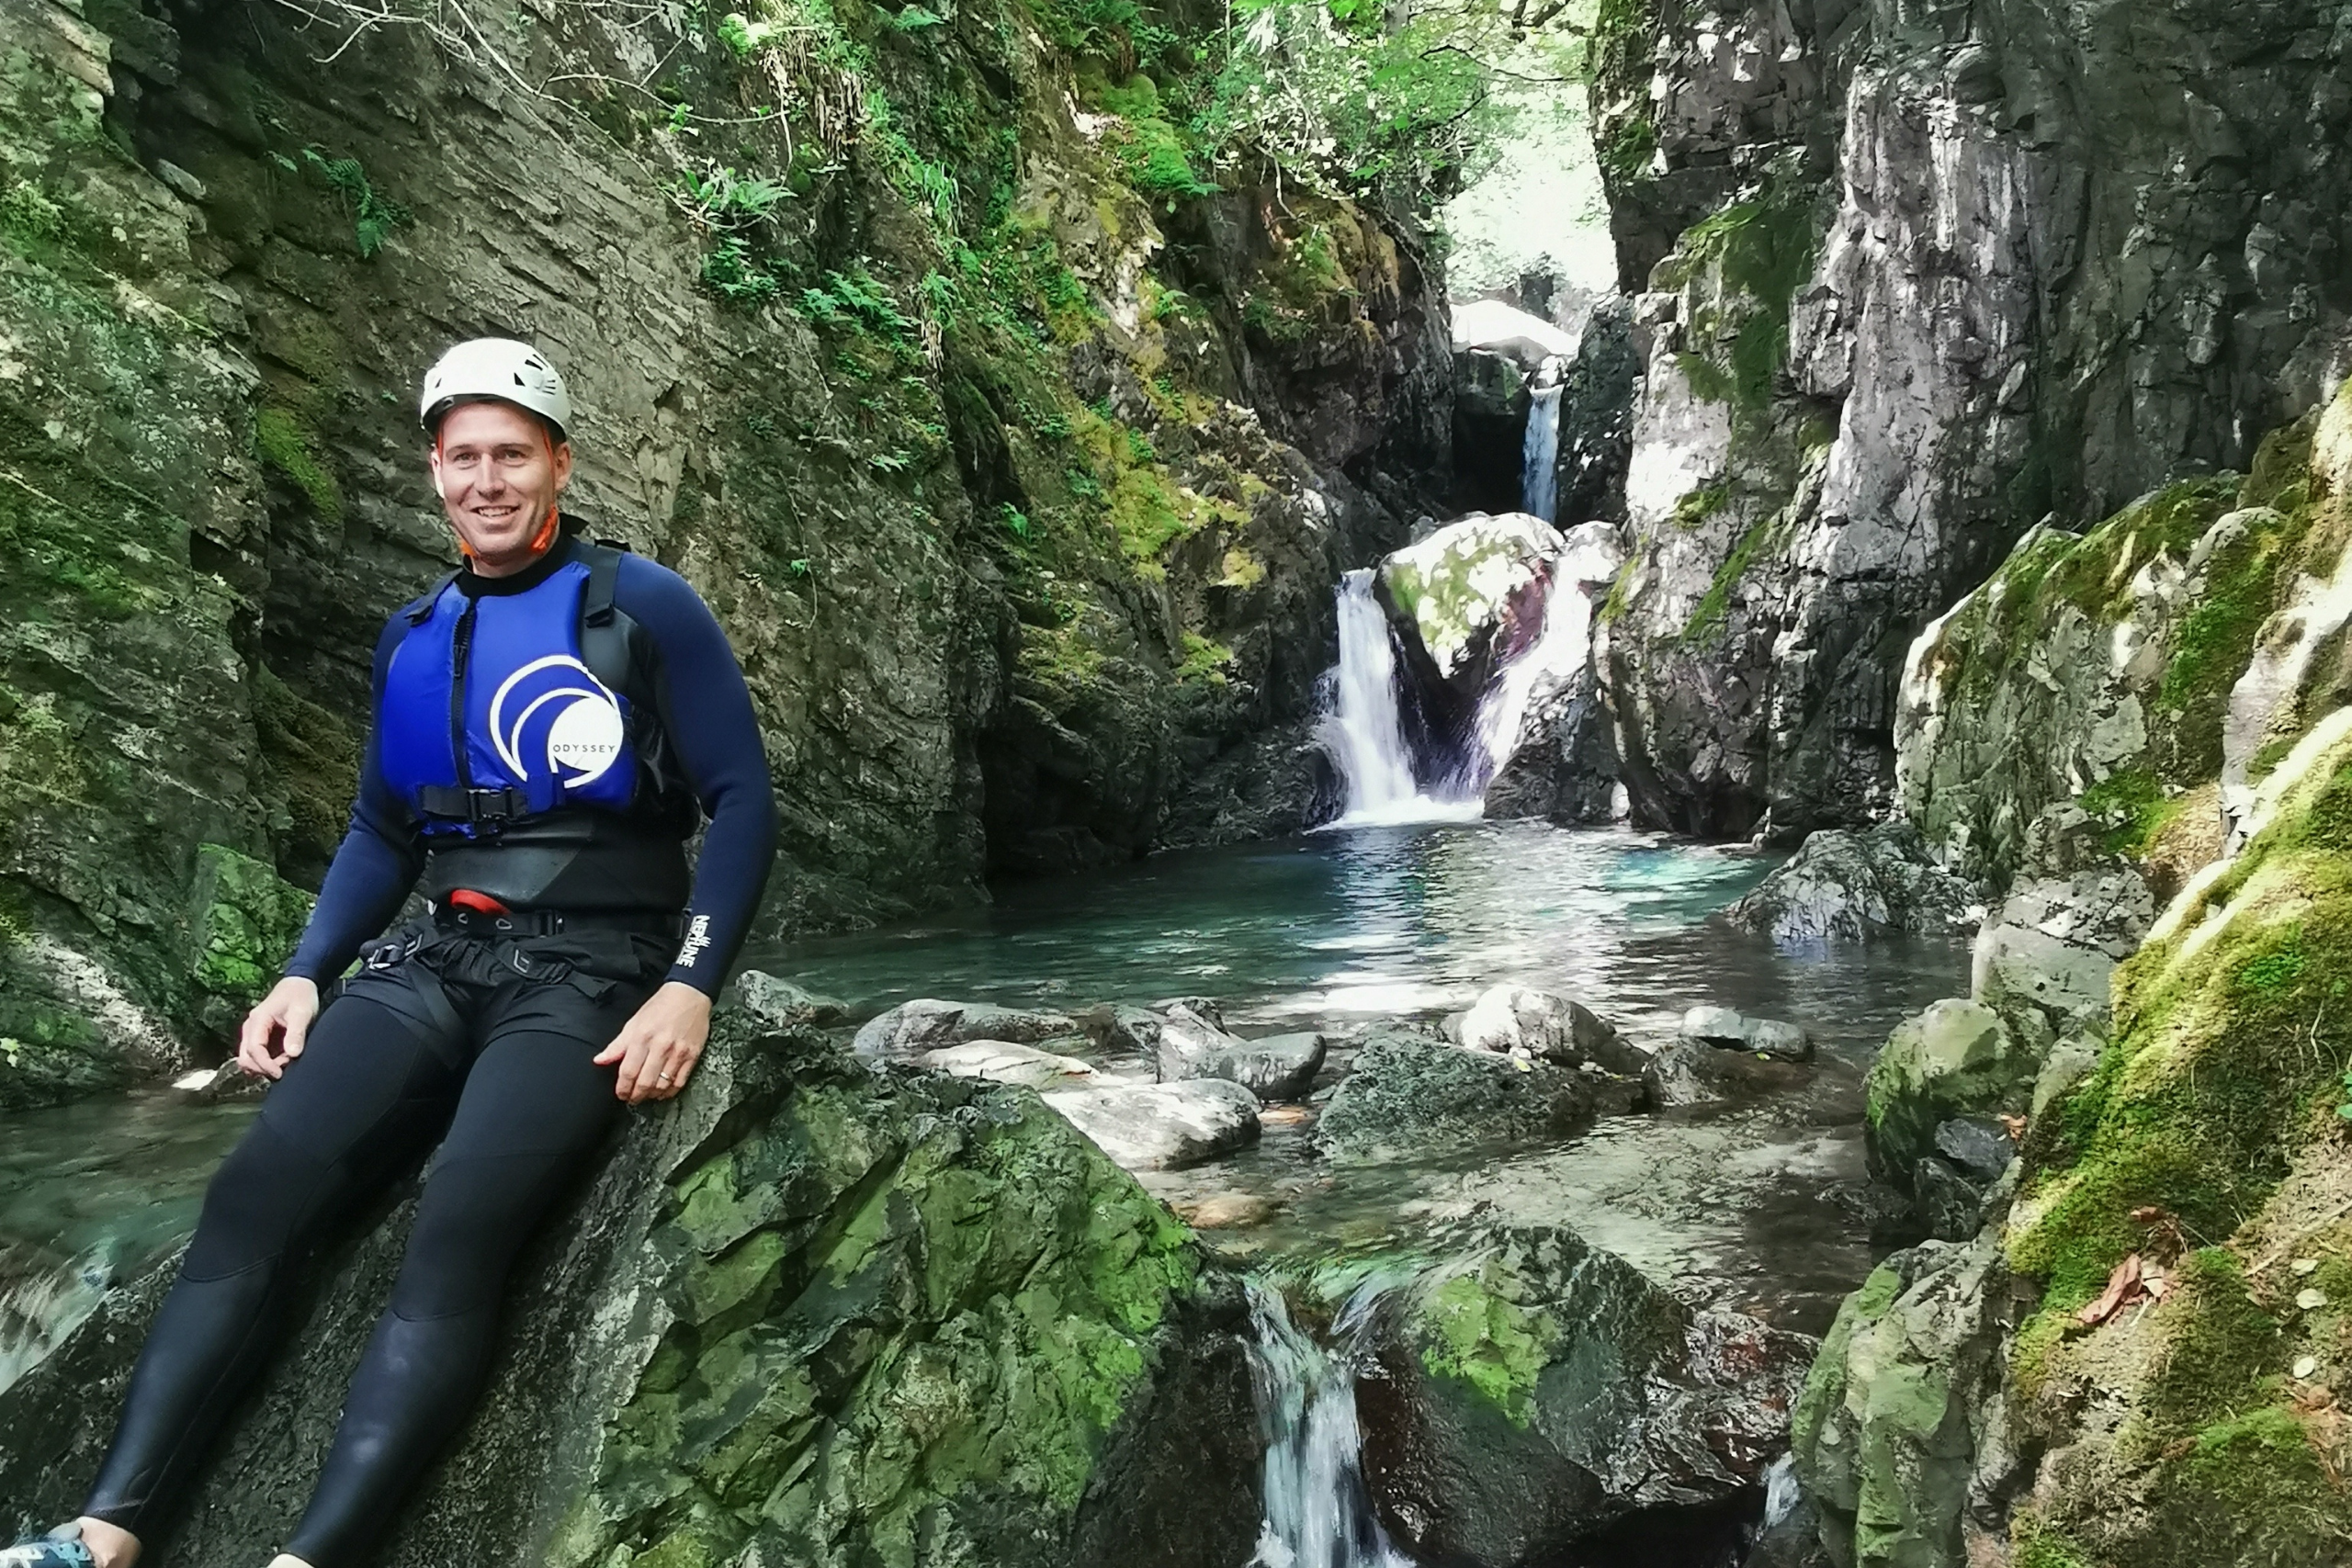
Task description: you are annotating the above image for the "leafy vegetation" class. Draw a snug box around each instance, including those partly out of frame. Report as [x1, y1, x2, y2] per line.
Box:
[298, 146, 411, 257]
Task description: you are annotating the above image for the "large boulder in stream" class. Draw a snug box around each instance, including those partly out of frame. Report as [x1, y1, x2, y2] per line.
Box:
[1044, 1078, 1263, 1170]
[1317, 1030, 1634, 1158]
[0, 985, 1263, 1568]
[1726, 821, 1983, 944]
[1358, 1224, 1815, 1564]
[1458, 985, 1646, 1075]
[1375, 513, 1566, 711]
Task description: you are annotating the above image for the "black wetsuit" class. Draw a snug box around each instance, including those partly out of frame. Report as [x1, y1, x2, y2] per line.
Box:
[80, 532, 776, 1564]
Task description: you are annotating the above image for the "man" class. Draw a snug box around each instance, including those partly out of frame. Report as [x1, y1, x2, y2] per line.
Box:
[6, 339, 778, 1568]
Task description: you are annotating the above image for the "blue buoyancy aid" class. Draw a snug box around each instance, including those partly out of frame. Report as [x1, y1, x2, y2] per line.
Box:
[379, 544, 643, 837]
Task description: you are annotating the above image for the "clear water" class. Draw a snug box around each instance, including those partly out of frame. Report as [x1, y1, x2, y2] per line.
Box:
[1521, 381, 1563, 523]
[763, 818, 1970, 1332]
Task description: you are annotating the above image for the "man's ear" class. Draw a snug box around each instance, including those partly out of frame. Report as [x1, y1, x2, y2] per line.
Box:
[551, 440, 574, 492]
[428, 441, 447, 501]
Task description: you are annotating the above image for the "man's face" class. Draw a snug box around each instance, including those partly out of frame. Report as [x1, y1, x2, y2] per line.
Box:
[428, 400, 573, 574]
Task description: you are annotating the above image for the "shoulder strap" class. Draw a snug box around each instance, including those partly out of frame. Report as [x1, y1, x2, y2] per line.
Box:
[582, 540, 630, 628]
[401, 570, 461, 625]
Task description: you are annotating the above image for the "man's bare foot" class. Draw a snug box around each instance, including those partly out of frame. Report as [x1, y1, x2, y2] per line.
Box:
[74, 1519, 138, 1568]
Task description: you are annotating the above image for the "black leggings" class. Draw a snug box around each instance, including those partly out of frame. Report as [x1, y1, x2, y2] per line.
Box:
[81, 931, 661, 1566]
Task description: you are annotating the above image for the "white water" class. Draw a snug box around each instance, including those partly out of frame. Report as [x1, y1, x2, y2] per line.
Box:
[1521, 379, 1564, 523]
[1317, 571, 1477, 827]
[1245, 1280, 1414, 1568]
[1468, 555, 1583, 792]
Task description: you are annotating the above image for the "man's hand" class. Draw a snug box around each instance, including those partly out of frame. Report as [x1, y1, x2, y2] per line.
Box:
[595, 981, 714, 1103]
[238, 976, 322, 1080]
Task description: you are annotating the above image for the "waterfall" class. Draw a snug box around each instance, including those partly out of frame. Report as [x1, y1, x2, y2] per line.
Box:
[1521, 377, 1564, 523]
[1468, 556, 1585, 790]
[1245, 1280, 1413, 1568]
[1319, 570, 1463, 826]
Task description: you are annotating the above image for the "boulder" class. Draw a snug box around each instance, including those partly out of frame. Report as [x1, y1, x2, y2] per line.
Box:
[1375, 513, 1568, 706]
[1792, 1237, 2008, 1568]
[0, 987, 1262, 1568]
[1317, 1031, 1605, 1157]
[1863, 1000, 2023, 1189]
[1154, 1001, 1246, 1082]
[1642, 1036, 1813, 1107]
[1726, 821, 1983, 943]
[1043, 1078, 1262, 1170]
[851, 998, 1080, 1056]
[1461, 985, 1645, 1073]
[918, 1039, 1098, 1089]
[1206, 1032, 1327, 1101]
[1970, 872, 2151, 1047]
[1931, 1116, 2015, 1183]
[1679, 1006, 1816, 1063]
[727, 970, 848, 1028]
[1358, 1223, 1815, 1564]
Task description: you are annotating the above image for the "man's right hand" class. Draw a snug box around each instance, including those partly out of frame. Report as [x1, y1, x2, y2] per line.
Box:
[238, 976, 322, 1080]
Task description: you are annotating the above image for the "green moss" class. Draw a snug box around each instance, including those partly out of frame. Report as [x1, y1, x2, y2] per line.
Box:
[2011, 1522, 2096, 1568]
[1667, 177, 1821, 412]
[2136, 1249, 2283, 1445]
[2157, 505, 2298, 777]
[2147, 1404, 2352, 1567]
[1681, 513, 1775, 643]
[1598, 114, 1655, 184]
[1415, 1269, 1554, 1426]
[188, 842, 314, 1001]
[1669, 481, 1729, 530]
[254, 406, 344, 524]
[1174, 632, 1232, 685]
[2077, 768, 2183, 858]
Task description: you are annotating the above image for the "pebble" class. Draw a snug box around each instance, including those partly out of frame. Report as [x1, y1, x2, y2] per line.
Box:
[2296, 1356, 2321, 1380]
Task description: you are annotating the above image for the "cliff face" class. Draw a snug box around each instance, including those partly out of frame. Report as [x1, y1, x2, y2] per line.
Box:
[1790, 382, 2352, 1568]
[1588, 0, 2352, 840]
[0, 0, 1451, 1102]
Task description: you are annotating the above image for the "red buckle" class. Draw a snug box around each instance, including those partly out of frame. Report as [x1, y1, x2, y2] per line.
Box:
[447, 888, 511, 917]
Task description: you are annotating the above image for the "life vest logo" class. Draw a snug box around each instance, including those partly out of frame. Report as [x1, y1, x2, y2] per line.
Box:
[488, 655, 626, 789]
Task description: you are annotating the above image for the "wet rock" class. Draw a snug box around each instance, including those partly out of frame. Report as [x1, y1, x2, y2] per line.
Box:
[1154, 1001, 1246, 1082]
[1479, 523, 1630, 825]
[1680, 1006, 1815, 1064]
[1792, 1237, 2009, 1568]
[1463, 984, 1644, 1073]
[1863, 1000, 2025, 1190]
[1911, 1156, 1985, 1243]
[852, 998, 1080, 1057]
[727, 970, 848, 1028]
[1206, 1032, 1327, 1102]
[1317, 1031, 1608, 1157]
[1043, 1078, 1262, 1171]
[1357, 1223, 1815, 1563]
[1932, 1117, 2015, 1183]
[1726, 822, 1983, 944]
[1643, 1037, 1812, 1107]
[1173, 1192, 1278, 1230]
[0, 998, 1262, 1568]
[1375, 513, 1567, 714]
[919, 1039, 1098, 1089]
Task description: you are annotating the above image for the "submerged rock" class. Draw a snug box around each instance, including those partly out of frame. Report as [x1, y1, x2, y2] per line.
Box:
[919, 1039, 1098, 1089]
[852, 998, 1080, 1057]
[1042, 1078, 1262, 1170]
[0, 987, 1262, 1568]
[1726, 822, 1982, 944]
[1358, 1223, 1815, 1563]
[1642, 1036, 1814, 1107]
[1316, 1030, 1612, 1157]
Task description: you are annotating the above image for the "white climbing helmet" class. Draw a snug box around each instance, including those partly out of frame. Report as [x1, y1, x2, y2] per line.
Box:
[418, 337, 573, 438]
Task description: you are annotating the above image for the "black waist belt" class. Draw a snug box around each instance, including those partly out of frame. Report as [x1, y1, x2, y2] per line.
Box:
[418, 784, 533, 825]
[433, 903, 684, 941]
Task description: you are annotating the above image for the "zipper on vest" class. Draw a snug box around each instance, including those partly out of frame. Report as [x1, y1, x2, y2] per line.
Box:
[450, 598, 479, 792]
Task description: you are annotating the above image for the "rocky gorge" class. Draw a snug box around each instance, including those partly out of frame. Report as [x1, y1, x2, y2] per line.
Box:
[5, 0, 2352, 1562]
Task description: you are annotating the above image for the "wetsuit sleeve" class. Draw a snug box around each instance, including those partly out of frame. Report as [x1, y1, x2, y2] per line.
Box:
[283, 617, 427, 986]
[616, 555, 778, 994]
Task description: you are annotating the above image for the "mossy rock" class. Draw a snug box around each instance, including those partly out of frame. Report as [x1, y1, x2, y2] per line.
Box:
[1864, 999, 2023, 1187]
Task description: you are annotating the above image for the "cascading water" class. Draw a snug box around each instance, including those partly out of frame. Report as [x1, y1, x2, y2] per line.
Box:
[1244, 1279, 1413, 1568]
[1318, 570, 1469, 826]
[1521, 370, 1564, 523]
[1467, 555, 1580, 787]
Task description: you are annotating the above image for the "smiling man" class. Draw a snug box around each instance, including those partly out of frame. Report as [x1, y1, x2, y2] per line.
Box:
[5, 340, 777, 1568]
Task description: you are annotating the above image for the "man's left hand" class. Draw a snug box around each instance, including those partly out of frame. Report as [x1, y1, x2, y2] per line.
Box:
[595, 981, 715, 1103]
